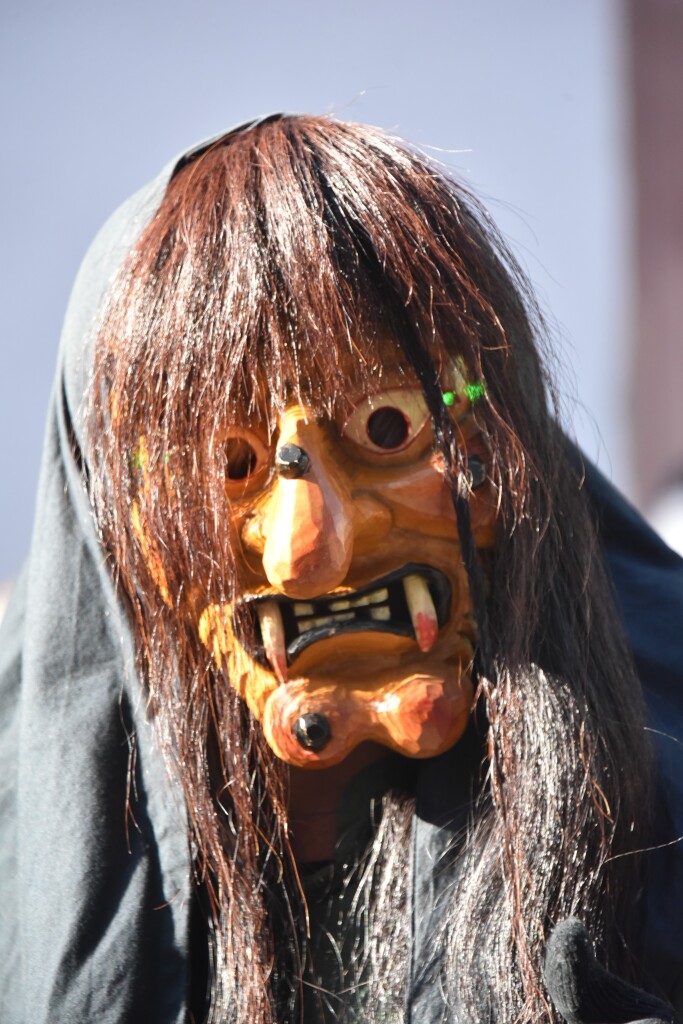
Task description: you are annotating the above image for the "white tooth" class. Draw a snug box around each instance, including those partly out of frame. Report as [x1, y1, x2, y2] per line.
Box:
[299, 612, 356, 630]
[370, 606, 391, 621]
[403, 575, 439, 652]
[351, 588, 389, 608]
[257, 601, 287, 683]
[299, 615, 334, 629]
[293, 602, 315, 615]
[329, 599, 352, 611]
[315, 614, 353, 627]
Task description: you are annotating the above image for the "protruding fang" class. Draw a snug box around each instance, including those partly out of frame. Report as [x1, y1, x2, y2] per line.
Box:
[257, 601, 288, 683]
[403, 574, 439, 652]
[370, 606, 391, 621]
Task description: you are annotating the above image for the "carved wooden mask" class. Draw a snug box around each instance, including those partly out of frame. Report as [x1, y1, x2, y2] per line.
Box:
[134, 349, 497, 768]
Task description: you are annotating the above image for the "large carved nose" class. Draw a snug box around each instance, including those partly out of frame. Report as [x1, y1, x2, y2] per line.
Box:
[259, 409, 356, 598]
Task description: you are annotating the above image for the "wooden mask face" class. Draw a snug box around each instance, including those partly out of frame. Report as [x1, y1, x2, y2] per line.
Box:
[134, 343, 497, 768]
[190, 345, 498, 768]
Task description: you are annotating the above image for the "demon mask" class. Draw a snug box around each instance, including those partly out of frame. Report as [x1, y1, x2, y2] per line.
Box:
[138, 347, 498, 768]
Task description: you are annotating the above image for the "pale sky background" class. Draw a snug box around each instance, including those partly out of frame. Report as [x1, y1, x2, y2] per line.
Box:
[0, 0, 633, 582]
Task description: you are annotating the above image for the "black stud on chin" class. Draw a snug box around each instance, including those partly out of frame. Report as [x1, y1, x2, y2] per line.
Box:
[275, 444, 310, 479]
[292, 712, 331, 751]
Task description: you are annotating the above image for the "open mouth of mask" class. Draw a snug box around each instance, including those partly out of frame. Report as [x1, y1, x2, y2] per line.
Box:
[238, 563, 452, 676]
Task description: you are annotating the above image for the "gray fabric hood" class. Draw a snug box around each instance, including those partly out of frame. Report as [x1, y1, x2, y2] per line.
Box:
[0, 149, 190, 1024]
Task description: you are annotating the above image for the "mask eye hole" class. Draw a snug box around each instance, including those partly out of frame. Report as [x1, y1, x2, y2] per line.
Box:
[222, 433, 269, 492]
[367, 407, 410, 449]
[225, 438, 258, 480]
[343, 388, 430, 456]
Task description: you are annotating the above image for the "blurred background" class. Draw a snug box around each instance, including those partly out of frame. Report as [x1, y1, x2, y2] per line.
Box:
[1, 0, 682, 621]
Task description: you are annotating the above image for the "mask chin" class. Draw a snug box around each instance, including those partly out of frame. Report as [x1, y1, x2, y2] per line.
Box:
[199, 597, 476, 769]
[260, 661, 474, 769]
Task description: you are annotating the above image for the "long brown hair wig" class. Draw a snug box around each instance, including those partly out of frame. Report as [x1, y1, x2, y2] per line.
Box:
[86, 114, 653, 1023]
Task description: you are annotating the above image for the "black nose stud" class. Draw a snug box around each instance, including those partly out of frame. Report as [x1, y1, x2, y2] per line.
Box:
[292, 712, 331, 752]
[275, 443, 311, 479]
